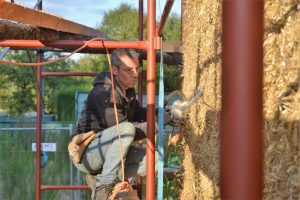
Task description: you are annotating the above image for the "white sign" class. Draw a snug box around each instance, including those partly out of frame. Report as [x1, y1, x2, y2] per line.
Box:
[32, 143, 57, 152]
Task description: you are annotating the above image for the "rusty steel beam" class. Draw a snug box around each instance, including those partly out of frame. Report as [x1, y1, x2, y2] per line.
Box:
[221, 0, 264, 199]
[156, 0, 174, 36]
[146, 0, 156, 199]
[0, 40, 147, 50]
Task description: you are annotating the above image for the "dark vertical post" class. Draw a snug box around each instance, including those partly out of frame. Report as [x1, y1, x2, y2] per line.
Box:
[36, 52, 43, 200]
[146, 0, 156, 199]
[36, 2, 42, 200]
[138, 0, 144, 106]
[156, 0, 174, 36]
[221, 0, 264, 199]
[137, 1, 144, 199]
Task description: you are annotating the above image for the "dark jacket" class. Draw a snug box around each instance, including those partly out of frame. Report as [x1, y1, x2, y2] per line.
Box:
[73, 72, 147, 139]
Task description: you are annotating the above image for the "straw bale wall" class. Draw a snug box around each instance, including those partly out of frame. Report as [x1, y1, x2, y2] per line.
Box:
[180, 0, 299, 199]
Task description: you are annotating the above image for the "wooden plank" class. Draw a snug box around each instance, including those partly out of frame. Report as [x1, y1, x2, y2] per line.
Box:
[0, 1, 109, 39]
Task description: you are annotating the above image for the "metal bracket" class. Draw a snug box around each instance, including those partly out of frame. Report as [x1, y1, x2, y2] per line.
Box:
[154, 36, 162, 50]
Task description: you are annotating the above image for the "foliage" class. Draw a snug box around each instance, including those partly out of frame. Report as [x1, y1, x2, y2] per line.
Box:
[100, 4, 139, 40]
[164, 144, 183, 199]
[158, 14, 182, 92]
[48, 84, 91, 121]
[72, 54, 109, 73]
[0, 50, 94, 119]
[161, 13, 181, 42]
[70, 54, 109, 86]
[159, 64, 182, 93]
[0, 50, 37, 115]
[0, 50, 77, 116]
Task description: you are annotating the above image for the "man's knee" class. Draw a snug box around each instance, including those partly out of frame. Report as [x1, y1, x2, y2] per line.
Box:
[119, 122, 136, 137]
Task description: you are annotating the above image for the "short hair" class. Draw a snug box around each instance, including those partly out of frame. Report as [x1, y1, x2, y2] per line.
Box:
[111, 49, 140, 68]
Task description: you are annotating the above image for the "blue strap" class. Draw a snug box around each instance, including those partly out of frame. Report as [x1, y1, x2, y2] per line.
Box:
[41, 150, 48, 168]
[157, 37, 164, 200]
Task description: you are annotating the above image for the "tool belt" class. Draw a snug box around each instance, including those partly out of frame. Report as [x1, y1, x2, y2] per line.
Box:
[68, 131, 96, 163]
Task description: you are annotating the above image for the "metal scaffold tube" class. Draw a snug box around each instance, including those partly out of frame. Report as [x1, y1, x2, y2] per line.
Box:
[0, 40, 147, 50]
[146, 0, 156, 199]
[221, 0, 264, 199]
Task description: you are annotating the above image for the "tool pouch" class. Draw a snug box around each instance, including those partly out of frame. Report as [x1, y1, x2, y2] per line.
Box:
[68, 131, 96, 163]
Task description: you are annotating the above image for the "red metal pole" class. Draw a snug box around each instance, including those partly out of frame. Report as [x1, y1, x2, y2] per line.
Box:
[0, 40, 147, 50]
[146, 0, 156, 199]
[35, 52, 43, 200]
[156, 0, 174, 37]
[221, 0, 264, 199]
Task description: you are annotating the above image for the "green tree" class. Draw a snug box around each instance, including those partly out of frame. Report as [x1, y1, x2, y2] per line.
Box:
[0, 50, 39, 115]
[100, 4, 139, 40]
[161, 13, 181, 42]
[0, 50, 84, 116]
[71, 54, 109, 84]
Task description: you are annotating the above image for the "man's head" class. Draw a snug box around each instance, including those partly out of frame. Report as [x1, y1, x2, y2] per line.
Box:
[111, 49, 141, 91]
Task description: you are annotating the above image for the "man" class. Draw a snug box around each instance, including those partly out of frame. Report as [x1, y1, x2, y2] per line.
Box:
[71, 49, 151, 200]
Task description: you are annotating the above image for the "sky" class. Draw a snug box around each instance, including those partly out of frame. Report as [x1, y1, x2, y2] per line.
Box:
[13, 0, 181, 28]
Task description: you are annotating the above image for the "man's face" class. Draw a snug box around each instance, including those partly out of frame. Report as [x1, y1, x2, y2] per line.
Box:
[112, 55, 140, 91]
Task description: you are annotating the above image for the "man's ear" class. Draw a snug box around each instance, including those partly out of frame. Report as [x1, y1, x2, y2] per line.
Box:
[112, 66, 119, 75]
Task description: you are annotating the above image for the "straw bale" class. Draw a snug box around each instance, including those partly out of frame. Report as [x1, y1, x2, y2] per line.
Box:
[263, 1, 300, 199]
[181, 0, 221, 199]
[181, 0, 299, 199]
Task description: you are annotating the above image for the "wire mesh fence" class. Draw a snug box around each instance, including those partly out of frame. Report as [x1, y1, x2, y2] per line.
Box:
[0, 121, 90, 200]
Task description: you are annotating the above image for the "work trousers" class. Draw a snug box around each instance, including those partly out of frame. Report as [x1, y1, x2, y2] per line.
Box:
[73, 122, 155, 187]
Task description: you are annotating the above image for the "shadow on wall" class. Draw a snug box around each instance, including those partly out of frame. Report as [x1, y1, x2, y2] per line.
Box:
[183, 110, 221, 199]
[182, 68, 299, 200]
[181, 12, 222, 198]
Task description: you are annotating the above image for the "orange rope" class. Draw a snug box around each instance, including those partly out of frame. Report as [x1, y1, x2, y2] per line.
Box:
[0, 37, 103, 66]
[104, 44, 139, 200]
[110, 182, 139, 200]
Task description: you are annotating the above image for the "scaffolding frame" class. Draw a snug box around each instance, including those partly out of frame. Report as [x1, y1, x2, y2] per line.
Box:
[0, 0, 177, 199]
